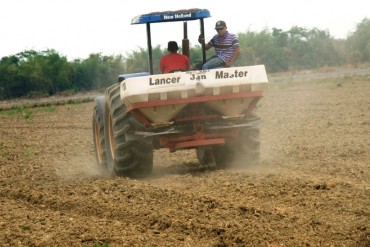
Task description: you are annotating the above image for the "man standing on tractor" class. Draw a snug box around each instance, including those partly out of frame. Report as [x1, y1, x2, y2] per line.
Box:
[198, 20, 240, 69]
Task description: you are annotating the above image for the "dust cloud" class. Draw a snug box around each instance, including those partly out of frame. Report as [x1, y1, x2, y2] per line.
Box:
[54, 155, 101, 181]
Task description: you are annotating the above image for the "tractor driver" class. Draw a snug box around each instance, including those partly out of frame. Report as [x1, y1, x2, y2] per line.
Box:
[160, 41, 190, 73]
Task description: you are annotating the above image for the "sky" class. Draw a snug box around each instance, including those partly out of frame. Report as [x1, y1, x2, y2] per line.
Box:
[1, 0, 369, 60]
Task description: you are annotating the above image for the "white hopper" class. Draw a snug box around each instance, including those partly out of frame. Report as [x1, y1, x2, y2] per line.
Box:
[120, 65, 268, 124]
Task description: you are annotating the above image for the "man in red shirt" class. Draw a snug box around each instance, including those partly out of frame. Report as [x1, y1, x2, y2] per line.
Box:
[160, 41, 190, 73]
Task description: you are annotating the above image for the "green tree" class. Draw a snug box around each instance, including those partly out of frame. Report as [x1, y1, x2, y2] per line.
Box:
[346, 18, 370, 64]
[306, 28, 342, 67]
[17, 49, 72, 95]
[0, 55, 25, 99]
[71, 53, 125, 90]
[1, 18, 369, 100]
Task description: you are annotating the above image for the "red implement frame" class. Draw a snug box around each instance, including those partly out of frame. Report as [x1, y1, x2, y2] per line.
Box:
[126, 91, 263, 152]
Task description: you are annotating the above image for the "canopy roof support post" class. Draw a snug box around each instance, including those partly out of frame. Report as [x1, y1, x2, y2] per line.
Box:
[182, 22, 190, 58]
[199, 18, 206, 64]
[146, 23, 153, 75]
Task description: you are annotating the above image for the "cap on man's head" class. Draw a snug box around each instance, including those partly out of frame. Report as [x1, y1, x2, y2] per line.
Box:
[167, 41, 179, 51]
[215, 20, 226, 29]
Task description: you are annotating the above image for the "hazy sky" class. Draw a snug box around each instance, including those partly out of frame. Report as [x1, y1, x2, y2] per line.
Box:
[1, 0, 369, 60]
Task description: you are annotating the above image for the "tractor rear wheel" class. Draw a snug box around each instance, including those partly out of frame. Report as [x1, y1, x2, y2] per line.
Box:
[92, 99, 108, 175]
[104, 84, 153, 178]
[235, 125, 261, 167]
[196, 141, 235, 168]
[204, 123, 261, 169]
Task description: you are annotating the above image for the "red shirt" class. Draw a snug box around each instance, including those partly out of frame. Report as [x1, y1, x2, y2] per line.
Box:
[159, 52, 190, 73]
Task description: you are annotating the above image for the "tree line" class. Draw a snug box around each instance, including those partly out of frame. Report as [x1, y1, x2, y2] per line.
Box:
[1, 18, 369, 100]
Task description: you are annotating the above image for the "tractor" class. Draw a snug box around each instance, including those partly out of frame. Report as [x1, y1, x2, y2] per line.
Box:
[92, 8, 268, 177]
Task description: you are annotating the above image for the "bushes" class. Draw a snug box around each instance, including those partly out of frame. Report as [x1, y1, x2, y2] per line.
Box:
[1, 19, 369, 99]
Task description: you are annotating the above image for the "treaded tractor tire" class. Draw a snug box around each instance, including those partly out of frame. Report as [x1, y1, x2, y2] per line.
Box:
[236, 124, 261, 167]
[196, 144, 235, 168]
[104, 84, 153, 178]
[92, 96, 108, 175]
[197, 118, 260, 169]
[212, 143, 235, 168]
[237, 108, 262, 167]
[196, 147, 215, 165]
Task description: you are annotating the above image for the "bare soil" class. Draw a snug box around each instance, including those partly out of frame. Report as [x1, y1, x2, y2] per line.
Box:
[0, 75, 369, 247]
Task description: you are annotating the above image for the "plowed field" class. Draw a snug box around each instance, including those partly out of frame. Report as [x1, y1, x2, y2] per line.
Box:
[0, 75, 369, 247]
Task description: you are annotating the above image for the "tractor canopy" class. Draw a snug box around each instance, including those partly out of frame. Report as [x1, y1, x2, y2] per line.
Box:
[131, 9, 211, 24]
[129, 8, 211, 74]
